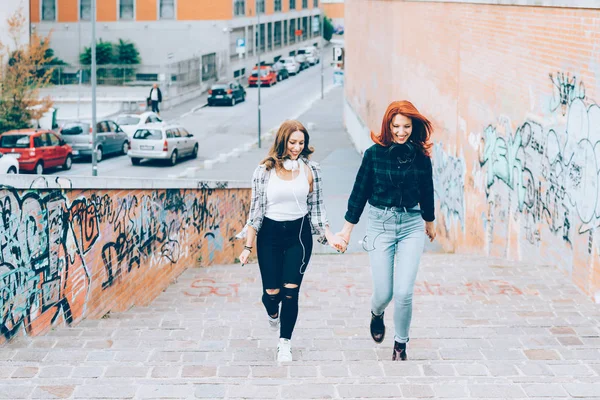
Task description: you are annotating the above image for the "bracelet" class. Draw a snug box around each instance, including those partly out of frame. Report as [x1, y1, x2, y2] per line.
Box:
[244, 245, 253, 251]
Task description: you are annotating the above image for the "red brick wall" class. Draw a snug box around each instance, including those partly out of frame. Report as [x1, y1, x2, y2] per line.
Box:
[0, 186, 250, 344]
[345, 0, 600, 299]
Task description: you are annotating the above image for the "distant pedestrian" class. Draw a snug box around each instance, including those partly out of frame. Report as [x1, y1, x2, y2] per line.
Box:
[237, 120, 345, 362]
[148, 83, 162, 114]
[336, 101, 436, 361]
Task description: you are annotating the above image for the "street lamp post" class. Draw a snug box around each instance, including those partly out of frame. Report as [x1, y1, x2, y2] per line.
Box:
[257, 0, 262, 149]
[91, 0, 98, 176]
[320, 5, 324, 100]
[77, 9, 81, 119]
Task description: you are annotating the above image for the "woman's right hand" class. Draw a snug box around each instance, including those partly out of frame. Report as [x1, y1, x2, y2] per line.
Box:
[239, 249, 251, 266]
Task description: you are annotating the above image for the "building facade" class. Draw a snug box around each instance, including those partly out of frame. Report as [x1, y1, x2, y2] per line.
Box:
[30, 0, 322, 82]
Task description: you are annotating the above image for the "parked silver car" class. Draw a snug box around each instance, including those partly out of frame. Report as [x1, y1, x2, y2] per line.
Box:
[128, 124, 198, 166]
[59, 119, 129, 161]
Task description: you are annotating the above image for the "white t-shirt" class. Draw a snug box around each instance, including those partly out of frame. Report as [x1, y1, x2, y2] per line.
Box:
[265, 164, 309, 221]
[150, 88, 159, 101]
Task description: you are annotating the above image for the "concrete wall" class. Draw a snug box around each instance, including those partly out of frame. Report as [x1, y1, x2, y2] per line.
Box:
[0, 175, 251, 344]
[344, 0, 600, 300]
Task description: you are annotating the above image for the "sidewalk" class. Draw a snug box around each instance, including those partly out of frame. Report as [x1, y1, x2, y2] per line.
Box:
[1, 253, 599, 399]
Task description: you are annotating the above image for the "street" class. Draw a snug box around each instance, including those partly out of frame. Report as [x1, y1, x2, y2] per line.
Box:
[50, 63, 334, 178]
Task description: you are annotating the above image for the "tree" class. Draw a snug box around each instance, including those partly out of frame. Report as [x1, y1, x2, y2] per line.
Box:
[115, 39, 140, 65]
[0, 8, 53, 132]
[79, 40, 114, 65]
[323, 16, 334, 42]
[115, 39, 140, 82]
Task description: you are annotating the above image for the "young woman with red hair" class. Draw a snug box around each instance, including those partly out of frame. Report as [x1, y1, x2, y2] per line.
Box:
[337, 101, 436, 361]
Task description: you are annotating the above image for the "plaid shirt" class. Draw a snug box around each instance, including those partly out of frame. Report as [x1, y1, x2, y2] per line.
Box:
[344, 144, 435, 224]
[237, 158, 329, 244]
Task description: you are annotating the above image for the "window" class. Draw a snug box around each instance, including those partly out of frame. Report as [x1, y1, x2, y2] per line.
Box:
[290, 0, 296, 9]
[34, 136, 45, 148]
[159, 0, 175, 19]
[302, 0, 307, 9]
[257, 0, 265, 14]
[47, 134, 60, 147]
[274, 21, 282, 48]
[120, 0, 135, 20]
[41, 0, 56, 21]
[313, 0, 318, 7]
[80, 0, 91, 21]
[274, 0, 282, 12]
[234, 0, 245, 17]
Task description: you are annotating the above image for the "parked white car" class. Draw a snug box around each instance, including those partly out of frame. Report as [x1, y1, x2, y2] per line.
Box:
[0, 152, 19, 174]
[300, 46, 320, 65]
[277, 57, 300, 75]
[116, 112, 165, 140]
[128, 124, 198, 166]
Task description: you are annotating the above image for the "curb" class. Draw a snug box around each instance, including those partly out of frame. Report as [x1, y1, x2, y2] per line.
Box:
[174, 83, 338, 179]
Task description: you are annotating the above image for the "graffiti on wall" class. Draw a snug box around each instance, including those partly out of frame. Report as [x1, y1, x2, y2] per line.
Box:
[432, 142, 466, 231]
[0, 186, 249, 342]
[476, 72, 599, 249]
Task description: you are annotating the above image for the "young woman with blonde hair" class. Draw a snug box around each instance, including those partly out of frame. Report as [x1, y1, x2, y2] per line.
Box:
[238, 120, 345, 362]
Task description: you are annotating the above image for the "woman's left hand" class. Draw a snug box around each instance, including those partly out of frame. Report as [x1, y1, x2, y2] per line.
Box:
[425, 221, 436, 242]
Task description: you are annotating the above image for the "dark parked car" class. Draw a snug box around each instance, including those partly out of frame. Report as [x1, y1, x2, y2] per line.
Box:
[273, 64, 289, 81]
[207, 80, 246, 106]
[59, 119, 129, 161]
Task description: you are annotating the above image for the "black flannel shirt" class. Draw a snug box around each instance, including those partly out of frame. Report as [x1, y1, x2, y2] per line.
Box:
[344, 143, 435, 224]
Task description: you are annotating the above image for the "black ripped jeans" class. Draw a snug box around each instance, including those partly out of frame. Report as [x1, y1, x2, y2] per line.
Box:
[256, 215, 313, 339]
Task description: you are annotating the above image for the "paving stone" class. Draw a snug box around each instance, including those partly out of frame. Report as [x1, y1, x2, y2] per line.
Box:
[104, 366, 149, 378]
[432, 384, 468, 398]
[194, 384, 227, 398]
[73, 384, 136, 399]
[0, 385, 34, 399]
[563, 383, 600, 397]
[38, 366, 73, 378]
[525, 349, 561, 360]
[337, 384, 401, 398]
[402, 383, 437, 397]
[11, 366, 39, 378]
[31, 385, 75, 399]
[469, 384, 527, 398]
[229, 385, 279, 399]
[523, 384, 568, 397]
[218, 366, 251, 377]
[137, 384, 194, 398]
[182, 366, 218, 378]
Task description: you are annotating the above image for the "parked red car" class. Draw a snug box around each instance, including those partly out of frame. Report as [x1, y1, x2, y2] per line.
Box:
[0, 129, 73, 174]
[248, 66, 278, 87]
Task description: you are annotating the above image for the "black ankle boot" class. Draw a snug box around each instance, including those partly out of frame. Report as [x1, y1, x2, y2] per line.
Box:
[370, 311, 385, 343]
[392, 341, 407, 361]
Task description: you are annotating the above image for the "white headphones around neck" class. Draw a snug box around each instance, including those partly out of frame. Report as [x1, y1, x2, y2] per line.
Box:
[283, 158, 300, 171]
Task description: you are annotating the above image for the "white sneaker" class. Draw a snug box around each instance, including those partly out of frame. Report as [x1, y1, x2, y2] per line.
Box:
[268, 314, 280, 332]
[277, 338, 292, 362]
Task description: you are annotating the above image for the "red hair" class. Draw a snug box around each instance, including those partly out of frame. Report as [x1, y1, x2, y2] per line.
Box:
[371, 101, 433, 157]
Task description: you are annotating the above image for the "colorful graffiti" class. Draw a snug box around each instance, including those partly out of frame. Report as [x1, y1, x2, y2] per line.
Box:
[433, 142, 466, 231]
[476, 73, 600, 250]
[0, 186, 250, 343]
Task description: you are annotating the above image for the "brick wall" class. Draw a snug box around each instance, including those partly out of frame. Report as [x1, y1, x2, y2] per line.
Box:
[344, 0, 600, 300]
[0, 179, 251, 344]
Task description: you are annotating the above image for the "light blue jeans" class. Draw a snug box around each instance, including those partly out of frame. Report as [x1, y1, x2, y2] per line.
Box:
[366, 204, 426, 343]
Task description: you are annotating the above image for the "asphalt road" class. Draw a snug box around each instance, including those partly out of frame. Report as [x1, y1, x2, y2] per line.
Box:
[49, 62, 334, 179]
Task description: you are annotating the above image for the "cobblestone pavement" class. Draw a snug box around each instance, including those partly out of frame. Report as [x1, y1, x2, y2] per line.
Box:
[1, 253, 600, 399]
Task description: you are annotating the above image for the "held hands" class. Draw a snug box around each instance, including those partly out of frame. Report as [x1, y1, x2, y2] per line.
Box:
[328, 234, 347, 253]
[425, 221, 436, 242]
